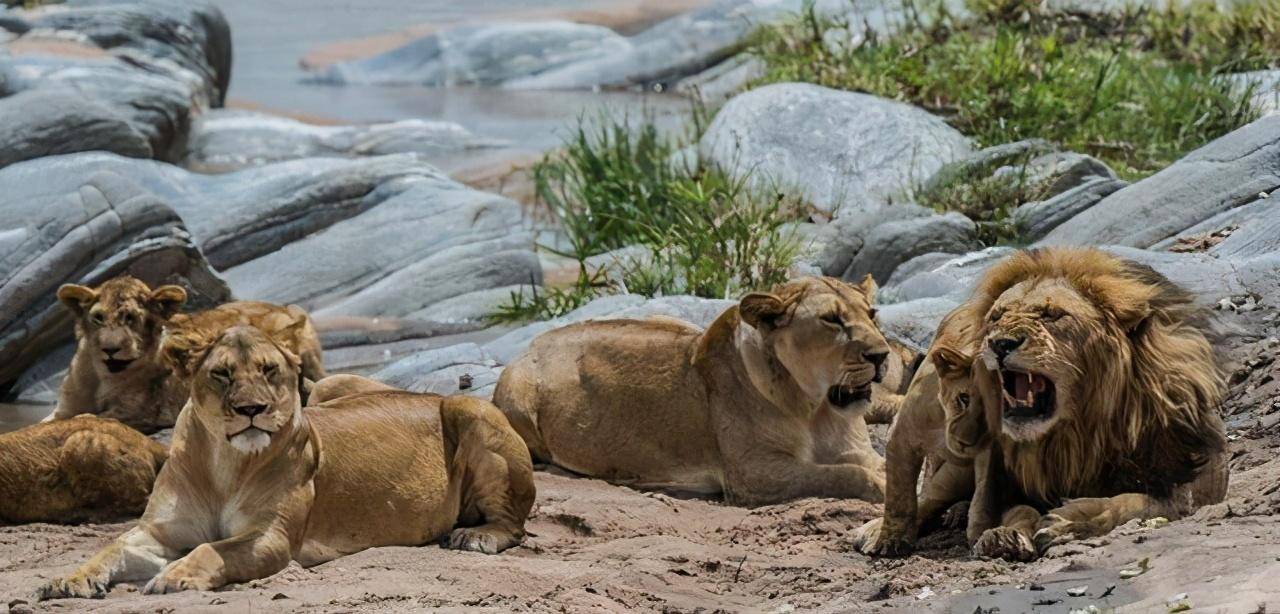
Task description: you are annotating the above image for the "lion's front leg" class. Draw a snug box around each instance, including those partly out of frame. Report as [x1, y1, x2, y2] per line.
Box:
[1032, 493, 1173, 553]
[37, 527, 173, 600]
[973, 505, 1039, 561]
[727, 454, 885, 506]
[856, 432, 925, 556]
[144, 527, 293, 595]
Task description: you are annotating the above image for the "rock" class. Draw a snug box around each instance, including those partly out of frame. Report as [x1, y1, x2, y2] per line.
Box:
[1, 0, 231, 104]
[483, 294, 731, 364]
[371, 343, 501, 397]
[412, 285, 536, 325]
[807, 203, 933, 277]
[1041, 114, 1280, 247]
[876, 297, 961, 349]
[0, 0, 232, 163]
[183, 110, 506, 172]
[700, 83, 972, 215]
[221, 173, 539, 317]
[0, 89, 151, 169]
[316, 21, 630, 86]
[1207, 209, 1280, 259]
[1013, 177, 1128, 241]
[673, 54, 764, 102]
[1152, 198, 1277, 251]
[921, 139, 1054, 196]
[880, 247, 1014, 303]
[1226, 69, 1280, 117]
[844, 212, 980, 284]
[0, 168, 229, 389]
[993, 151, 1116, 196]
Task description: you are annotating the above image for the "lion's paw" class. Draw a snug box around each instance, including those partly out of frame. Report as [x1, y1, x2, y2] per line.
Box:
[853, 518, 914, 557]
[940, 500, 970, 529]
[143, 563, 217, 595]
[1032, 514, 1090, 553]
[447, 526, 518, 555]
[35, 573, 108, 601]
[973, 527, 1037, 562]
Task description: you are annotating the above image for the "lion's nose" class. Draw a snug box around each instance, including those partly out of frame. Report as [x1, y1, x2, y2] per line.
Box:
[102, 346, 122, 357]
[863, 351, 888, 382]
[232, 404, 267, 417]
[989, 337, 1024, 361]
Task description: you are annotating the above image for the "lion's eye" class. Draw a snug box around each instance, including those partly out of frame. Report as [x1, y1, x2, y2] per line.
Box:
[988, 309, 1004, 323]
[957, 393, 971, 407]
[820, 313, 843, 327]
[262, 363, 278, 377]
[211, 368, 232, 383]
[1042, 307, 1066, 321]
[91, 312, 106, 326]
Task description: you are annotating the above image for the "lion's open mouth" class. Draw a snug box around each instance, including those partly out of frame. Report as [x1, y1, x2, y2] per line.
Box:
[103, 358, 133, 373]
[827, 382, 872, 408]
[999, 368, 1055, 422]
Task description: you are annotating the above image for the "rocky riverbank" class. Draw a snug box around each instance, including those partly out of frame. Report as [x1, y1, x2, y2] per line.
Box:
[2, 0, 1279, 611]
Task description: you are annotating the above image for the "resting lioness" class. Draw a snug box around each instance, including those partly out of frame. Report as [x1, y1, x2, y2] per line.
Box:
[0, 415, 166, 525]
[494, 276, 894, 506]
[38, 325, 534, 599]
[48, 276, 325, 433]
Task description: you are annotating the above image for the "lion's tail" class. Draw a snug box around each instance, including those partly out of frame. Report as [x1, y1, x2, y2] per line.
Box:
[492, 355, 551, 464]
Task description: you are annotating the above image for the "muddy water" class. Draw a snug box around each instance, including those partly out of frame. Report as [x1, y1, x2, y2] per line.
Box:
[206, 0, 694, 156]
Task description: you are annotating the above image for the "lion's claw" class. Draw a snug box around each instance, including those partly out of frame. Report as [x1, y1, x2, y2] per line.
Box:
[973, 527, 1037, 562]
[854, 518, 915, 557]
[35, 574, 108, 601]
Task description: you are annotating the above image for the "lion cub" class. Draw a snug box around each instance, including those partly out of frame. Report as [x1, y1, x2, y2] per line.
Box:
[38, 325, 534, 599]
[0, 415, 166, 524]
[855, 315, 992, 555]
[48, 276, 325, 433]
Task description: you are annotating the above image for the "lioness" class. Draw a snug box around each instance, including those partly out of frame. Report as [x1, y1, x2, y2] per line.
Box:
[854, 312, 993, 556]
[0, 415, 166, 525]
[962, 248, 1228, 561]
[38, 324, 534, 599]
[48, 276, 325, 433]
[494, 276, 894, 506]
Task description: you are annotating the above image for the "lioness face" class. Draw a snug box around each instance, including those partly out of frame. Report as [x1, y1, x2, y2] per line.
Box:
[58, 277, 187, 375]
[930, 345, 986, 457]
[740, 276, 891, 412]
[980, 278, 1101, 441]
[187, 326, 302, 454]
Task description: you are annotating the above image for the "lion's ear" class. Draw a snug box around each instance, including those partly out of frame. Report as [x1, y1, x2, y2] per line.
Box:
[1091, 276, 1155, 333]
[57, 284, 98, 316]
[930, 345, 972, 378]
[740, 292, 787, 330]
[148, 285, 187, 318]
[854, 273, 878, 302]
[268, 308, 308, 370]
[159, 325, 214, 378]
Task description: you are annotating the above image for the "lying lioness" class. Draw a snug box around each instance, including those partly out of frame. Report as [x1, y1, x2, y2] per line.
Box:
[38, 325, 534, 599]
[494, 276, 895, 506]
[0, 415, 166, 525]
[49, 276, 325, 433]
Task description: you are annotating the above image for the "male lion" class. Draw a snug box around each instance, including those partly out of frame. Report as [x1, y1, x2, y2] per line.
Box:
[38, 324, 534, 599]
[48, 276, 325, 433]
[854, 311, 993, 556]
[961, 248, 1228, 561]
[493, 276, 896, 506]
[0, 415, 166, 525]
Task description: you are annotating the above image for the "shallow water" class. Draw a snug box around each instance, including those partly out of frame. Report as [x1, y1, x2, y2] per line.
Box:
[206, 0, 691, 152]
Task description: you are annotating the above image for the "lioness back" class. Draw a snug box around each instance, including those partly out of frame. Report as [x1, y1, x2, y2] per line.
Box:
[494, 319, 721, 493]
[301, 391, 534, 564]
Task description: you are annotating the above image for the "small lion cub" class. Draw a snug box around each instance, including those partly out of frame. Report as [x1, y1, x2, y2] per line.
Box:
[855, 321, 991, 555]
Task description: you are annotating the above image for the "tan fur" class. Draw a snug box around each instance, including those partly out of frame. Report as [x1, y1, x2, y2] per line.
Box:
[37, 328, 534, 600]
[952, 248, 1227, 560]
[48, 275, 326, 433]
[0, 415, 166, 524]
[855, 309, 991, 555]
[493, 276, 893, 506]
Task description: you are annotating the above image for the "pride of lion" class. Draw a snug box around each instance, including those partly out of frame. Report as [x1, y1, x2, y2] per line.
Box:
[9, 246, 1228, 601]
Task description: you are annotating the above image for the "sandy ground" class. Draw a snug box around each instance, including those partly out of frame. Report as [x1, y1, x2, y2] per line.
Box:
[3, 310, 1278, 613]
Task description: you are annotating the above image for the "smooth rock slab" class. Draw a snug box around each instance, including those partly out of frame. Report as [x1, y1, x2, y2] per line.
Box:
[1013, 177, 1128, 242]
[0, 169, 229, 388]
[700, 83, 971, 215]
[1041, 114, 1280, 248]
[844, 212, 980, 284]
[184, 110, 506, 172]
[0, 89, 151, 169]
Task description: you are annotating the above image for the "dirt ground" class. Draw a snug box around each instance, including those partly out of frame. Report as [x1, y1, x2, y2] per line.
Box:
[3, 310, 1279, 613]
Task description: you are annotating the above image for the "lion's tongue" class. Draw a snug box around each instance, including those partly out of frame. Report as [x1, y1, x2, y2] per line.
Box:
[1014, 373, 1032, 404]
[1031, 373, 1048, 394]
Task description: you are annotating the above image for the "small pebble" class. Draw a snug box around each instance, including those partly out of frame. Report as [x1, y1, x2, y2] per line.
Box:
[1066, 585, 1088, 597]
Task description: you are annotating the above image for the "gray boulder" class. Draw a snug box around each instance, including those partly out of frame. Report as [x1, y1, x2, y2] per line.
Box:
[921, 138, 1054, 196]
[806, 203, 933, 277]
[700, 83, 971, 215]
[372, 343, 502, 398]
[880, 247, 1013, 303]
[0, 169, 229, 388]
[184, 110, 506, 172]
[0, 89, 151, 169]
[1206, 203, 1280, 259]
[1041, 114, 1280, 247]
[1013, 176, 1128, 241]
[844, 212, 980, 284]
[1153, 197, 1279, 252]
[316, 21, 630, 87]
